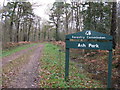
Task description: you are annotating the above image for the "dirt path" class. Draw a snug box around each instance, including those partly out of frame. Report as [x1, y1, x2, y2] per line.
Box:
[4, 44, 44, 88]
[2, 45, 38, 65]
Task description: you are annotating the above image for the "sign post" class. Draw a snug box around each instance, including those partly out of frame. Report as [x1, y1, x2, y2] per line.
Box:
[65, 39, 70, 81]
[107, 50, 113, 88]
[65, 30, 113, 88]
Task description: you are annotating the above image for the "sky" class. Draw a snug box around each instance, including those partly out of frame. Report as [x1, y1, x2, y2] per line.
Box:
[29, 0, 55, 20]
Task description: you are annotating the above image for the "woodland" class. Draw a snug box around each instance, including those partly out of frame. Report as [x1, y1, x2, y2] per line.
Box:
[1, 1, 120, 47]
[1, 0, 120, 89]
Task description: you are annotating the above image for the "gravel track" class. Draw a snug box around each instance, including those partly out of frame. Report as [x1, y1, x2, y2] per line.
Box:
[2, 44, 44, 88]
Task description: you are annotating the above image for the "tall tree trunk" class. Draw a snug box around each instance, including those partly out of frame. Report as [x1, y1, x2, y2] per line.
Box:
[55, 24, 59, 41]
[16, 21, 20, 42]
[118, 2, 120, 46]
[76, 3, 79, 32]
[48, 29, 50, 41]
[55, 15, 60, 41]
[71, 2, 74, 32]
[110, 2, 117, 49]
[9, 2, 17, 42]
[27, 22, 32, 41]
[23, 22, 27, 41]
[34, 23, 37, 41]
[38, 19, 41, 40]
[65, 4, 69, 34]
[9, 21, 13, 42]
[16, 4, 22, 42]
[88, 2, 92, 30]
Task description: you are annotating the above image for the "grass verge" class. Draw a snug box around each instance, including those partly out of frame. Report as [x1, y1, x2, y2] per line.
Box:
[39, 43, 105, 88]
[1, 43, 37, 57]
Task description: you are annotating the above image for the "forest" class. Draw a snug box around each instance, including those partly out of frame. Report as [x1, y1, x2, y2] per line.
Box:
[1, 1, 120, 47]
[0, 0, 120, 89]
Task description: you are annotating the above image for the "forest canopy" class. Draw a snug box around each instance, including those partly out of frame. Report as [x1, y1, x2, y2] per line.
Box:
[0, 1, 120, 49]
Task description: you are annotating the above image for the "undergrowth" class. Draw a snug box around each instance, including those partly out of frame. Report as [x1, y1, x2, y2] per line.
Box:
[39, 43, 105, 88]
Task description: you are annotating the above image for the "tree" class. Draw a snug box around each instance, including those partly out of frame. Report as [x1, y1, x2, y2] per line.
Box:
[110, 2, 117, 49]
[7, 2, 18, 42]
[49, 2, 64, 41]
[118, 2, 120, 46]
[1, 1, 37, 44]
[64, 2, 71, 34]
[71, 1, 83, 32]
[81, 2, 112, 34]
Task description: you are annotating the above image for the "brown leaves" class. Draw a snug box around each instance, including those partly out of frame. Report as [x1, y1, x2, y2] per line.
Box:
[4, 41, 32, 49]
[52, 41, 65, 49]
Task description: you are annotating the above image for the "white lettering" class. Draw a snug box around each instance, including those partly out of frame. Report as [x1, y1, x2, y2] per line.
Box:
[78, 43, 86, 47]
[87, 36, 106, 39]
[88, 43, 99, 48]
[72, 36, 85, 39]
[72, 36, 106, 39]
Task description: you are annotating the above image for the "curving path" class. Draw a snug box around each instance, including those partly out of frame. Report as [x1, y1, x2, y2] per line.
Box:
[2, 44, 44, 88]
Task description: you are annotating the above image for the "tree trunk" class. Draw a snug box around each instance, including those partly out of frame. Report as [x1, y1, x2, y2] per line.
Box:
[38, 19, 41, 41]
[9, 21, 13, 42]
[34, 23, 37, 41]
[88, 2, 92, 30]
[55, 24, 59, 41]
[9, 2, 17, 42]
[110, 2, 117, 49]
[27, 22, 32, 41]
[76, 3, 79, 32]
[117, 2, 120, 46]
[65, 6, 69, 34]
[48, 29, 50, 41]
[16, 21, 20, 42]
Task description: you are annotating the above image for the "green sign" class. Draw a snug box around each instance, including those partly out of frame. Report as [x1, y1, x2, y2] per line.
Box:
[66, 30, 113, 40]
[65, 30, 113, 88]
[66, 41, 112, 50]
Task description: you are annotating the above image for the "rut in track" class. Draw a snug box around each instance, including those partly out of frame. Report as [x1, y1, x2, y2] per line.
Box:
[8, 44, 44, 88]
